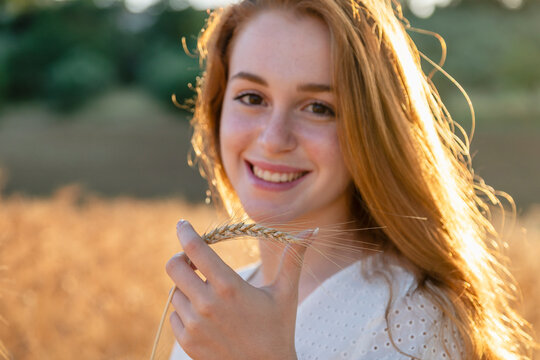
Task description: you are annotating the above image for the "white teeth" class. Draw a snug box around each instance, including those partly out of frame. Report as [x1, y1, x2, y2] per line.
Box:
[253, 165, 304, 183]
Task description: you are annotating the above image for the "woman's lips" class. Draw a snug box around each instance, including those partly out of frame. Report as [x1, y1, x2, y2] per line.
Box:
[245, 160, 309, 190]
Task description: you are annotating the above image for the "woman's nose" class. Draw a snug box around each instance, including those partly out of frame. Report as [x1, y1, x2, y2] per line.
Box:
[257, 110, 297, 154]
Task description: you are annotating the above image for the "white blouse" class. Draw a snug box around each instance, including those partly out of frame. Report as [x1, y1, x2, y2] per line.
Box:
[170, 257, 462, 360]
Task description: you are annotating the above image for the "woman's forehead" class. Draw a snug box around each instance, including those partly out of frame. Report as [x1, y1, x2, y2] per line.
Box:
[228, 10, 333, 85]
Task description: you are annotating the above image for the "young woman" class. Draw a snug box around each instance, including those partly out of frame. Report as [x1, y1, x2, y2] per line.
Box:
[165, 0, 534, 359]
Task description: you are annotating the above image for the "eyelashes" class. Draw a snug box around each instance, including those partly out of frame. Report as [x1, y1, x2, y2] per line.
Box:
[303, 102, 335, 117]
[233, 92, 336, 119]
[234, 92, 266, 106]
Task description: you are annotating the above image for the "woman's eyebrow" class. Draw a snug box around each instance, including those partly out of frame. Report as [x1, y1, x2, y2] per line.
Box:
[297, 83, 332, 93]
[230, 72, 268, 86]
[230, 72, 332, 93]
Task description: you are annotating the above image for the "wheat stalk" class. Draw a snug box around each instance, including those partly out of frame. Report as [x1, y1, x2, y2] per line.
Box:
[202, 222, 303, 245]
[149, 223, 307, 360]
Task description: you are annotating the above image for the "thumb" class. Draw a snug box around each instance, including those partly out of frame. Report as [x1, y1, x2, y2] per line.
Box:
[272, 227, 319, 300]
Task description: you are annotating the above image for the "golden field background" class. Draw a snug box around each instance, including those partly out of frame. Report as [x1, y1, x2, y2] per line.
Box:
[0, 185, 260, 359]
[0, 185, 538, 359]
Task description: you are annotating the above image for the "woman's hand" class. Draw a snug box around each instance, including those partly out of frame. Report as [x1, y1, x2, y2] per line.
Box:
[166, 220, 312, 360]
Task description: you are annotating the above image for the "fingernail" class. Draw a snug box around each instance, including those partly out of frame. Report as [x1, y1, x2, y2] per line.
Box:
[176, 219, 186, 229]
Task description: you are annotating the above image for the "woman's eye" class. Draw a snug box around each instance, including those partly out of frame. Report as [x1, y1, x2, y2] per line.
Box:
[304, 102, 335, 117]
[234, 93, 265, 106]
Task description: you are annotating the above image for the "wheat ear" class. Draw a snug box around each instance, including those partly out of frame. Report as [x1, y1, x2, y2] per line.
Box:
[149, 223, 310, 360]
[202, 222, 303, 245]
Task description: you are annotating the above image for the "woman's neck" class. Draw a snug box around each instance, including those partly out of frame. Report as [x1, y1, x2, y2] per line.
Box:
[254, 214, 373, 289]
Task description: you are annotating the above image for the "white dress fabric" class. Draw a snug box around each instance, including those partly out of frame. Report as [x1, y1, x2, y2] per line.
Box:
[169, 257, 462, 360]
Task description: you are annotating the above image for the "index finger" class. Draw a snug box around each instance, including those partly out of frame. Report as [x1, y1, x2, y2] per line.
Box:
[176, 220, 241, 288]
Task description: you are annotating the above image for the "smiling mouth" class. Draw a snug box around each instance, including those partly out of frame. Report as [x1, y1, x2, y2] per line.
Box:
[249, 163, 308, 183]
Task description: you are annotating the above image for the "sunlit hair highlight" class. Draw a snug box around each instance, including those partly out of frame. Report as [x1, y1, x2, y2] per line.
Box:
[189, 0, 534, 358]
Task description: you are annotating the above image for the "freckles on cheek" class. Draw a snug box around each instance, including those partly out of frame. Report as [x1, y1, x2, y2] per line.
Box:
[303, 127, 343, 162]
[221, 117, 252, 145]
[220, 115, 256, 162]
[222, 116, 250, 135]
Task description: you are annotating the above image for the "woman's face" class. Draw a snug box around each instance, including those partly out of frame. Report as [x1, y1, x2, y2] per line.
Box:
[220, 10, 352, 226]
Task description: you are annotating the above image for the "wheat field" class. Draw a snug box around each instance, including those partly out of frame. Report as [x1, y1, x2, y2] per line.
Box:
[0, 185, 538, 359]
